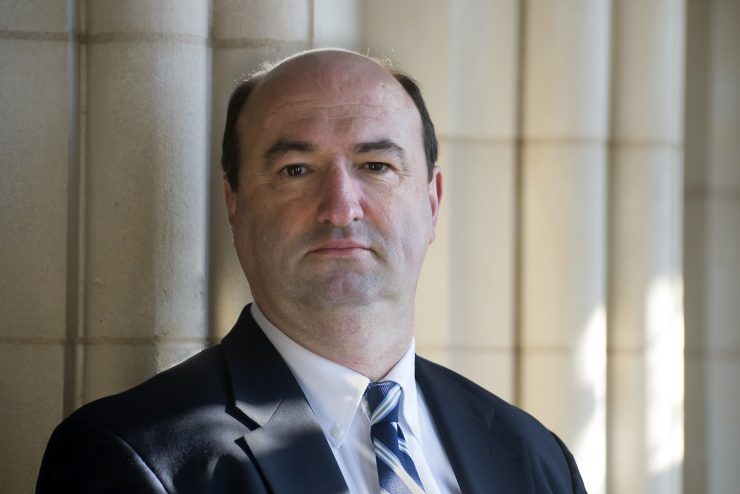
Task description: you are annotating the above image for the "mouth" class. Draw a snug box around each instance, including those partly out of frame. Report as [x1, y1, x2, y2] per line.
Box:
[307, 240, 373, 257]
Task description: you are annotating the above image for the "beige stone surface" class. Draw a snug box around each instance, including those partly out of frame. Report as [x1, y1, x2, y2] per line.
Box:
[0, 0, 68, 33]
[706, 197, 740, 351]
[608, 139, 684, 494]
[612, 0, 686, 142]
[87, 0, 209, 37]
[0, 39, 69, 338]
[683, 4, 740, 493]
[609, 349, 684, 494]
[446, 141, 515, 349]
[608, 352, 648, 493]
[682, 196, 709, 354]
[448, 0, 519, 139]
[608, 147, 684, 350]
[0, 343, 64, 494]
[683, 0, 712, 190]
[706, 359, 740, 494]
[520, 143, 607, 348]
[682, 355, 708, 494]
[313, 0, 361, 49]
[610, 18, 688, 478]
[84, 42, 208, 339]
[707, 0, 740, 189]
[683, 205, 740, 493]
[523, 0, 610, 139]
[213, 0, 310, 41]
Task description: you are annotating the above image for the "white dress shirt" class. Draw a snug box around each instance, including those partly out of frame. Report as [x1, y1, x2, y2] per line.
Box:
[251, 305, 461, 494]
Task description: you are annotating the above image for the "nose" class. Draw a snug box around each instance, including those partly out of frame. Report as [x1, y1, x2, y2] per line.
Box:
[316, 165, 364, 227]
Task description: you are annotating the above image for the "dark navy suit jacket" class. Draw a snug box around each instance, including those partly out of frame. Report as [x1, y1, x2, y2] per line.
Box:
[37, 306, 587, 493]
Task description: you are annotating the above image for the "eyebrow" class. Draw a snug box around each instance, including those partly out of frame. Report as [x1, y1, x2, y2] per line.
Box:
[264, 139, 316, 164]
[263, 138, 407, 165]
[353, 139, 406, 161]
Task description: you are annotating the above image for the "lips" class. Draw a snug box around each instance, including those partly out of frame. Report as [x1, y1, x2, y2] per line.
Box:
[308, 239, 372, 256]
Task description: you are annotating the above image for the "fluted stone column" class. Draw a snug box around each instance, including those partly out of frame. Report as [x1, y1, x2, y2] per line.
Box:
[444, 0, 519, 400]
[685, 0, 740, 492]
[81, 0, 210, 403]
[0, 3, 71, 491]
[608, 1, 686, 493]
[363, 0, 520, 400]
[209, 0, 313, 339]
[519, 2, 611, 493]
[314, 0, 361, 49]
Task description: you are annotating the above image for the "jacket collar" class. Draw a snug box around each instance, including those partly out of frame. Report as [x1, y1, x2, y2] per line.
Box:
[221, 305, 349, 494]
[415, 356, 535, 494]
[219, 305, 535, 494]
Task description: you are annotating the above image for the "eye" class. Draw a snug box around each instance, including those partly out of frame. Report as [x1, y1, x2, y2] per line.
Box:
[280, 164, 309, 177]
[364, 162, 389, 172]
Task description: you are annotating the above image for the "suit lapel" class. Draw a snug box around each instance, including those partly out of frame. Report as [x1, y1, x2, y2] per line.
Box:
[416, 357, 535, 494]
[221, 306, 348, 494]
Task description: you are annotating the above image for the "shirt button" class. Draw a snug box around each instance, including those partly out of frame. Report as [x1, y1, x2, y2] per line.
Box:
[330, 424, 342, 439]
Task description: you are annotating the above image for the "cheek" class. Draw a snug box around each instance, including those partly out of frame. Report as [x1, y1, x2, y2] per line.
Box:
[236, 195, 309, 251]
[380, 198, 434, 260]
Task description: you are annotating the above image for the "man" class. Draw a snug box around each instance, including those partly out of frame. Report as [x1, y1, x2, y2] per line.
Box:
[37, 49, 587, 493]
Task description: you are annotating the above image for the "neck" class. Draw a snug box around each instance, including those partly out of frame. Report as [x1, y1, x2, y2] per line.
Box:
[255, 299, 414, 381]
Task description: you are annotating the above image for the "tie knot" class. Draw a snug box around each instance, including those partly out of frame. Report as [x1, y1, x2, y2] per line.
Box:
[366, 381, 402, 425]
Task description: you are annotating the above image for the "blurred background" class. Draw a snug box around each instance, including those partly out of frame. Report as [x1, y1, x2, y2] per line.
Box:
[1, 1, 738, 493]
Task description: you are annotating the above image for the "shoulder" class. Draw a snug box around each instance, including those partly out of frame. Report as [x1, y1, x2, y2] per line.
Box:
[37, 412, 169, 493]
[416, 356, 548, 437]
[37, 344, 255, 493]
[416, 356, 587, 493]
[72, 344, 229, 431]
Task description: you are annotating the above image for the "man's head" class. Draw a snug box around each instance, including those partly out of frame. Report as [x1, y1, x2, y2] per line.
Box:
[222, 49, 438, 190]
[222, 49, 442, 326]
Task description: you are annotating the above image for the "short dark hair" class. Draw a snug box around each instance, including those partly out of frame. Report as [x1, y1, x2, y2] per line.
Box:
[220, 60, 438, 190]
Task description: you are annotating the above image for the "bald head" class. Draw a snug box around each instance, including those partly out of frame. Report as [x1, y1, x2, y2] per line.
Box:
[221, 49, 438, 190]
[252, 49, 399, 101]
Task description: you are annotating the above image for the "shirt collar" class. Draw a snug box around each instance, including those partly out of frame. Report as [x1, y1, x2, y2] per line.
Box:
[250, 304, 421, 447]
[379, 339, 422, 440]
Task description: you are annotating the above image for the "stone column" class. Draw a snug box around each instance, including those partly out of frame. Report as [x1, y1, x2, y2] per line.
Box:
[445, 0, 520, 400]
[0, 3, 72, 491]
[608, 1, 686, 493]
[684, 0, 740, 492]
[209, 0, 313, 339]
[363, 0, 521, 401]
[519, 2, 611, 493]
[314, 0, 361, 49]
[81, 0, 210, 403]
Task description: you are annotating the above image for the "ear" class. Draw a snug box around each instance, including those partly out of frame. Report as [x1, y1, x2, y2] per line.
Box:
[224, 179, 237, 229]
[428, 166, 443, 242]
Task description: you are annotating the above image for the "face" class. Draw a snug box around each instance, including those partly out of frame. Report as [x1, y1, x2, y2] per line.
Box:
[225, 52, 442, 314]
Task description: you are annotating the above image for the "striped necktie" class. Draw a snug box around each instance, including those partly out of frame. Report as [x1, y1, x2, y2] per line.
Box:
[365, 381, 426, 494]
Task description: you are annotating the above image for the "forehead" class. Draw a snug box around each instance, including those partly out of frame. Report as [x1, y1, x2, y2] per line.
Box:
[237, 53, 422, 148]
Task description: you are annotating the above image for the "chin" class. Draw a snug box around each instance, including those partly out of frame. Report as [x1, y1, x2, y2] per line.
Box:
[297, 275, 390, 308]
